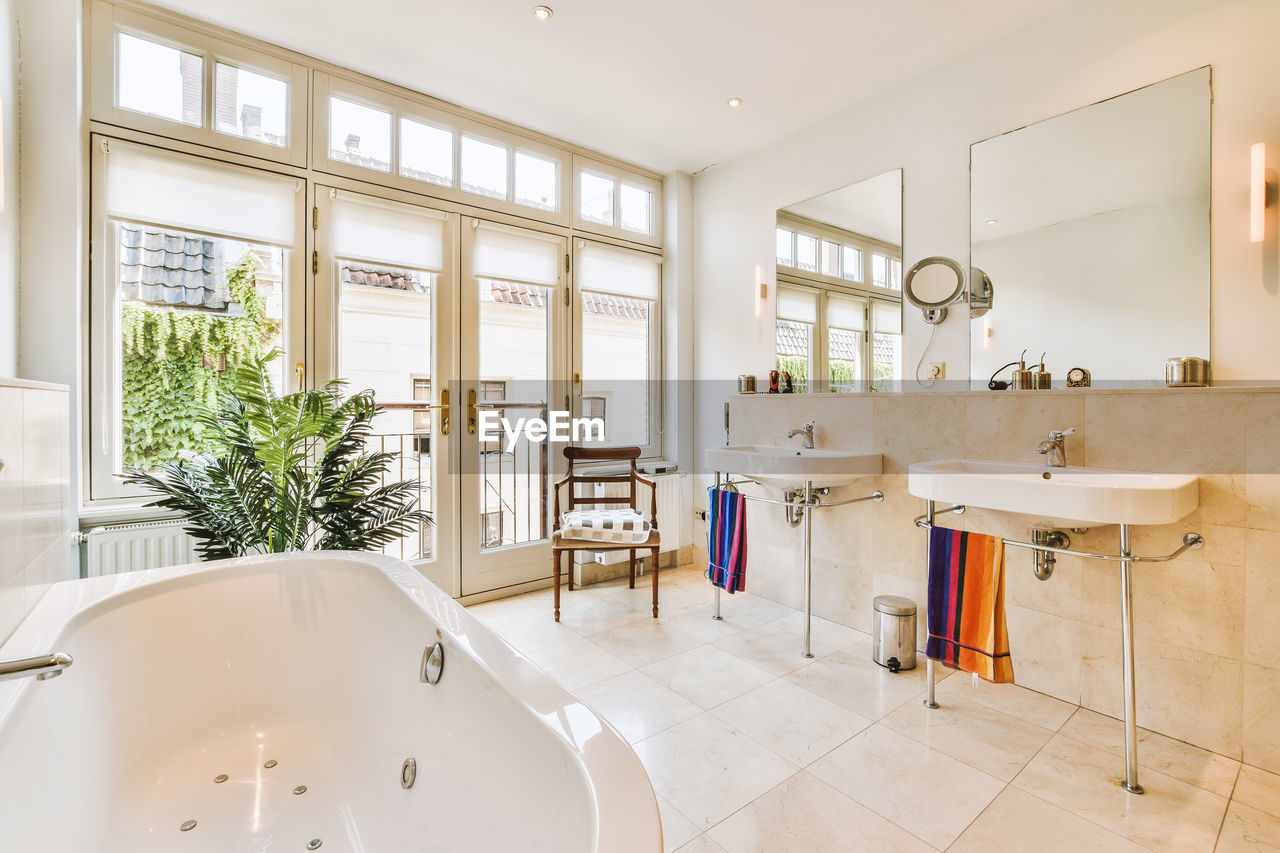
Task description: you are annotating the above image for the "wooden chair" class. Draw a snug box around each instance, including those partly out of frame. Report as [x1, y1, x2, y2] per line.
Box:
[551, 446, 660, 622]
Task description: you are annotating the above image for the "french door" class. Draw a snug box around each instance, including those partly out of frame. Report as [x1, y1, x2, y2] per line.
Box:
[313, 187, 459, 595]
[458, 219, 568, 595]
[315, 192, 568, 597]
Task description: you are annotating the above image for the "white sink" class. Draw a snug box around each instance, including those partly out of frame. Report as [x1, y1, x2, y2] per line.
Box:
[706, 444, 883, 491]
[907, 459, 1198, 527]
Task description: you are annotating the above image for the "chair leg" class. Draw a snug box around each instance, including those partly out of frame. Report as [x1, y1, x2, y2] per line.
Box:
[651, 548, 660, 618]
[628, 549, 636, 589]
[552, 549, 561, 622]
[568, 550, 575, 591]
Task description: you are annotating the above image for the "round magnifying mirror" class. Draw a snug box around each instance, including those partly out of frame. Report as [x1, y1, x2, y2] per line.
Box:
[903, 256, 965, 325]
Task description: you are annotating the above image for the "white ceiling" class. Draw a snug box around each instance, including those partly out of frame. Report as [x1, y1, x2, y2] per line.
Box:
[972, 67, 1211, 242]
[149, 0, 1078, 173]
[783, 169, 902, 246]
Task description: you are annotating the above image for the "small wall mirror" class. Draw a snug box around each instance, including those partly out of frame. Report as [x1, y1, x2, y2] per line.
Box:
[970, 67, 1210, 385]
[904, 256, 965, 324]
[775, 169, 903, 392]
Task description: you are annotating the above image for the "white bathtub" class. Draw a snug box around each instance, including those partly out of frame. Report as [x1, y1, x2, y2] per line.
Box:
[0, 552, 661, 852]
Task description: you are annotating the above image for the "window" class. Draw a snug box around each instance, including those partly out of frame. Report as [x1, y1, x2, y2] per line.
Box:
[827, 293, 866, 392]
[400, 118, 453, 187]
[116, 32, 203, 126]
[776, 286, 817, 392]
[460, 135, 509, 200]
[483, 510, 505, 547]
[90, 139, 303, 500]
[872, 253, 902, 290]
[777, 227, 794, 268]
[841, 245, 862, 282]
[575, 241, 660, 452]
[795, 234, 818, 273]
[214, 63, 288, 146]
[411, 378, 432, 434]
[820, 240, 841, 278]
[329, 96, 392, 172]
[619, 183, 653, 234]
[580, 172, 614, 225]
[514, 151, 557, 211]
[872, 300, 903, 390]
[572, 156, 662, 244]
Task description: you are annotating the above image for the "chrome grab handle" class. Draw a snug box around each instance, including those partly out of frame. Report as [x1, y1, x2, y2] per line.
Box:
[0, 652, 73, 682]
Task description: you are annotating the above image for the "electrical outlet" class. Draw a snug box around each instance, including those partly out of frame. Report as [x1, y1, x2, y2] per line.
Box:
[927, 361, 946, 380]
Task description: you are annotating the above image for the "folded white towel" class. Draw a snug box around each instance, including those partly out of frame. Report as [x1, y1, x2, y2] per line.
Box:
[560, 509, 651, 544]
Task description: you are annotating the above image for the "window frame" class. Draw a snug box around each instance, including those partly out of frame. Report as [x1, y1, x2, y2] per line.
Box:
[571, 238, 662, 458]
[312, 73, 573, 226]
[87, 133, 309, 504]
[572, 155, 663, 249]
[776, 212, 902, 299]
[89, 3, 309, 167]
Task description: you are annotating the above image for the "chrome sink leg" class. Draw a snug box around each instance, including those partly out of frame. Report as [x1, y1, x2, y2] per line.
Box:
[923, 499, 939, 709]
[801, 479, 814, 658]
[1120, 523, 1143, 794]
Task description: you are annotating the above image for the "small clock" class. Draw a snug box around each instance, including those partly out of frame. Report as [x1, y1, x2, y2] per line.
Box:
[1066, 367, 1091, 388]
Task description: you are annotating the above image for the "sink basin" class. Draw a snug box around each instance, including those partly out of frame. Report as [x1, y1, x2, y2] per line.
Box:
[907, 459, 1198, 527]
[706, 444, 883, 491]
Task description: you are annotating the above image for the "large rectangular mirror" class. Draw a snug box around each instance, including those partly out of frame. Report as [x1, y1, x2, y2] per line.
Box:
[775, 169, 903, 392]
[970, 67, 1210, 386]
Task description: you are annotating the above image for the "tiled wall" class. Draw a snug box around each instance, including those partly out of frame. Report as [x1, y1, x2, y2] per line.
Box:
[722, 388, 1280, 773]
[0, 379, 73, 644]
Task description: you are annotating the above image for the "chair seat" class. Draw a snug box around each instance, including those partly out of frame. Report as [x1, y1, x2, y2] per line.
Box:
[552, 529, 661, 549]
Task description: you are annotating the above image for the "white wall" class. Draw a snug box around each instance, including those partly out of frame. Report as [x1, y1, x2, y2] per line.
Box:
[692, 0, 1280, 474]
[0, 0, 17, 378]
[971, 195, 1210, 382]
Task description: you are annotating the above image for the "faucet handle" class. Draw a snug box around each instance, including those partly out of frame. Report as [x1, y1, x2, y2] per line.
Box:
[1049, 427, 1076, 440]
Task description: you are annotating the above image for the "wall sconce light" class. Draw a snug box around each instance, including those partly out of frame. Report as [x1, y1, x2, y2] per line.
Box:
[1251, 142, 1266, 243]
[754, 264, 766, 318]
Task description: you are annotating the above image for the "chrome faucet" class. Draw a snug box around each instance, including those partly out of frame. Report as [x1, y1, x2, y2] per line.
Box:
[1036, 428, 1076, 468]
[787, 421, 816, 449]
[0, 652, 73, 683]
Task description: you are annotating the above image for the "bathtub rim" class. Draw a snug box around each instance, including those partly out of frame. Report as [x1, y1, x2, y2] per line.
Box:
[0, 550, 662, 853]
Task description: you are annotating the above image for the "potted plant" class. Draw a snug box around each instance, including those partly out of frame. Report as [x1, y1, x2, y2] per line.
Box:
[124, 350, 431, 560]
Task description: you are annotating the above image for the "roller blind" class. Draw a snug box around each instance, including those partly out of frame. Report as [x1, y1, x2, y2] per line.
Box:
[827, 293, 867, 331]
[471, 221, 560, 285]
[577, 241, 660, 299]
[777, 286, 817, 323]
[104, 140, 297, 245]
[331, 191, 445, 271]
[873, 300, 902, 334]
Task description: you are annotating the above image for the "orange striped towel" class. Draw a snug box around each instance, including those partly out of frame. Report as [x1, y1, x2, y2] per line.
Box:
[925, 527, 1014, 683]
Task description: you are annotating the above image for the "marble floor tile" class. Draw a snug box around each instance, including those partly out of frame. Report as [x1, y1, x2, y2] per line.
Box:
[675, 836, 728, 853]
[768, 611, 868, 655]
[1012, 733, 1228, 852]
[483, 609, 582, 650]
[934, 669, 1077, 730]
[518, 635, 632, 690]
[1058, 707, 1241, 797]
[706, 771, 933, 853]
[658, 795, 701, 853]
[1215, 801, 1280, 852]
[713, 592, 799, 625]
[659, 606, 765, 643]
[634, 714, 797, 831]
[586, 617, 705, 668]
[1234, 764, 1280, 818]
[604, 579, 705, 615]
[948, 786, 1147, 853]
[575, 670, 701, 743]
[785, 646, 930, 720]
[708, 679, 873, 767]
[711, 625, 820, 677]
[880, 691, 1054, 781]
[552, 596, 648, 634]
[807, 725, 1005, 849]
[641, 646, 774, 709]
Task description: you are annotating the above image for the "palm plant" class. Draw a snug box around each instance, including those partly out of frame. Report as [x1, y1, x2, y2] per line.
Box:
[124, 350, 431, 560]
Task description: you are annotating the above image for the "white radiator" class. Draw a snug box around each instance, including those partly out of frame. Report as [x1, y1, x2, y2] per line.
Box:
[84, 520, 199, 577]
[587, 473, 690, 565]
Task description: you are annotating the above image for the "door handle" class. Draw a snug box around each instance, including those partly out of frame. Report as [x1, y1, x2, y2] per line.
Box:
[295, 362, 305, 391]
[439, 388, 450, 436]
[467, 387, 478, 435]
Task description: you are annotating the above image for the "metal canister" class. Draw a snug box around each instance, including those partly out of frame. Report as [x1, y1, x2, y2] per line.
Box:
[1165, 357, 1209, 387]
[872, 595, 917, 672]
[737, 374, 757, 394]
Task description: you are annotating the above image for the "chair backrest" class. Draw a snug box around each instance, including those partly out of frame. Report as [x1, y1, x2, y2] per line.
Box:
[554, 446, 657, 530]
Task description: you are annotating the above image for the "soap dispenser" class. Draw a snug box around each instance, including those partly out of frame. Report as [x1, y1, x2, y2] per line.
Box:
[1033, 353, 1052, 389]
[1011, 350, 1034, 390]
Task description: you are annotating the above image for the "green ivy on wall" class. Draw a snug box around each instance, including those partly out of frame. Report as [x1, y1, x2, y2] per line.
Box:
[120, 252, 279, 470]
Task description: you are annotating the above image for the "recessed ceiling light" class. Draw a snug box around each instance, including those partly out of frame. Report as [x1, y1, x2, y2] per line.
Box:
[986, 219, 998, 225]
[532, 5, 553, 20]
[727, 97, 743, 108]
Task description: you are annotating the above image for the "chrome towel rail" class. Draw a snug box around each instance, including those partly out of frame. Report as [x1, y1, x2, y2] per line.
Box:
[912, 507, 1205, 563]
[0, 652, 73, 683]
[710, 481, 885, 510]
